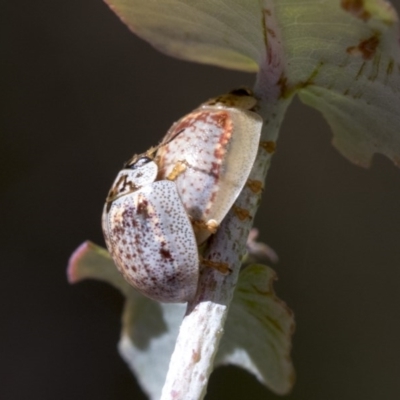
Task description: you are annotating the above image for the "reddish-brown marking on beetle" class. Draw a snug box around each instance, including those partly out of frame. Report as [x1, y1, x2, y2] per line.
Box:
[111, 223, 125, 239]
[209, 161, 220, 179]
[160, 247, 174, 261]
[159, 110, 233, 185]
[341, 0, 371, 21]
[136, 198, 149, 216]
[260, 141, 276, 153]
[346, 35, 380, 60]
[169, 110, 228, 140]
[213, 113, 231, 161]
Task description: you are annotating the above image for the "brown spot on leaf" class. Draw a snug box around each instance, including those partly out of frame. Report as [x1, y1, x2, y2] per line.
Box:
[341, 0, 371, 21]
[277, 73, 289, 98]
[346, 35, 380, 60]
[266, 27, 276, 38]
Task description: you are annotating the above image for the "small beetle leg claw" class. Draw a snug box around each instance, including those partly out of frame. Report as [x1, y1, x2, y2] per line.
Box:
[192, 219, 219, 234]
[205, 219, 219, 233]
[200, 257, 232, 274]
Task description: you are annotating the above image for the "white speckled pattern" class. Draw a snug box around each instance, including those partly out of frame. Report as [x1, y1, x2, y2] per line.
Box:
[157, 93, 263, 244]
[102, 159, 198, 303]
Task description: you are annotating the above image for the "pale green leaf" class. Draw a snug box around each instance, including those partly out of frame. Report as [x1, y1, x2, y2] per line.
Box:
[274, 1, 400, 166]
[105, 0, 400, 166]
[68, 243, 295, 397]
[119, 297, 186, 400]
[67, 241, 129, 294]
[68, 241, 185, 399]
[216, 264, 295, 395]
[104, 0, 264, 71]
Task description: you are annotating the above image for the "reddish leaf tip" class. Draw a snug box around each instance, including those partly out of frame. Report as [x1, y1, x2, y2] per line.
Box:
[66, 241, 91, 284]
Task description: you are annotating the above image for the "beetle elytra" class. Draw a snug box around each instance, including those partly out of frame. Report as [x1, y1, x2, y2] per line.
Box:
[102, 157, 199, 303]
[156, 89, 263, 244]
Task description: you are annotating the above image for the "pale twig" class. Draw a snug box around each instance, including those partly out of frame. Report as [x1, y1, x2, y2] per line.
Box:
[160, 102, 291, 400]
[159, 4, 290, 398]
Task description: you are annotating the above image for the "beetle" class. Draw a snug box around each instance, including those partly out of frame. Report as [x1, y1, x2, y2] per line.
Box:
[102, 89, 263, 302]
[102, 156, 199, 303]
[156, 89, 263, 244]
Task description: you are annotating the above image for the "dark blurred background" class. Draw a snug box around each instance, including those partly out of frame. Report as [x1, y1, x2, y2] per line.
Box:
[2, 1, 400, 399]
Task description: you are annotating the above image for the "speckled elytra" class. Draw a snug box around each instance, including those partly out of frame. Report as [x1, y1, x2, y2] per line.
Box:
[102, 156, 199, 303]
[102, 89, 263, 303]
[156, 88, 263, 244]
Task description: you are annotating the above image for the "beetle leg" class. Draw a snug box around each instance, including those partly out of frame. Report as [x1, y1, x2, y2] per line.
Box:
[192, 219, 219, 234]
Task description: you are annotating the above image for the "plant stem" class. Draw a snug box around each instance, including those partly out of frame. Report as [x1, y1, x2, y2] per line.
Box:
[160, 4, 292, 398]
[159, 102, 290, 400]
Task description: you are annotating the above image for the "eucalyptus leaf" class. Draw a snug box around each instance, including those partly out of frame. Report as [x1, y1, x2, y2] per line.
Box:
[105, 0, 400, 166]
[216, 264, 295, 395]
[68, 243, 295, 398]
[104, 0, 264, 71]
[67, 241, 129, 294]
[275, 1, 400, 166]
[67, 241, 185, 399]
[119, 296, 186, 400]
